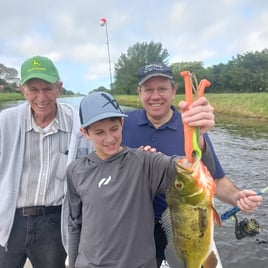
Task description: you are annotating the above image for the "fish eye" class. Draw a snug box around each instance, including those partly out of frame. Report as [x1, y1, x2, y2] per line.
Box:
[175, 181, 183, 190]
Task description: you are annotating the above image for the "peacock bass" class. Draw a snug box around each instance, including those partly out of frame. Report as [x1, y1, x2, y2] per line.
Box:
[161, 71, 222, 268]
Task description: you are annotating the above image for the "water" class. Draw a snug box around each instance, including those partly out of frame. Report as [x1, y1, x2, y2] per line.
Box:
[1, 97, 268, 268]
[210, 124, 268, 268]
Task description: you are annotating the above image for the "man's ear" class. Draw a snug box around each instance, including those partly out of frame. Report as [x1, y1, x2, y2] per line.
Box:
[56, 81, 63, 96]
[19, 83, 25, 95]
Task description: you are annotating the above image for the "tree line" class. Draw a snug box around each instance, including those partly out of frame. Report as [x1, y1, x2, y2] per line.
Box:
[111, 42, 268, 95]
[1, 42, 268, 95]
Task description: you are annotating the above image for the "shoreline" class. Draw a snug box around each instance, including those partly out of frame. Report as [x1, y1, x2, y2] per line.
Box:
[1, 93, 268, 121]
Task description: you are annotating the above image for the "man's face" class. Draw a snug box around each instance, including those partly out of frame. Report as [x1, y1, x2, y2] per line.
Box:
[138, 76, 176, 121]
[20, 78, 61, 119]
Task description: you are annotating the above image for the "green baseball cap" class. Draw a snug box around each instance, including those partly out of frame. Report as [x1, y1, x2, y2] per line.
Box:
[20, 55, 60, 85]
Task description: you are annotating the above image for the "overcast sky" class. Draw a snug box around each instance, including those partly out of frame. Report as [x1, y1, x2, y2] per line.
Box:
[1, 0, 268, 94]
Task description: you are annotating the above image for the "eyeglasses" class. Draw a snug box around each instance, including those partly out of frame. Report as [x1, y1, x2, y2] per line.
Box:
[140, 87, 170, 96]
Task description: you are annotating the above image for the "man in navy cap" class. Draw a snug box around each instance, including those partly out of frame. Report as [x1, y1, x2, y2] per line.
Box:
[122, 62, 262, 267]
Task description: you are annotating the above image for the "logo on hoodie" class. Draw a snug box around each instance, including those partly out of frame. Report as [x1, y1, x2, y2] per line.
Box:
[98, 176, 112, 188]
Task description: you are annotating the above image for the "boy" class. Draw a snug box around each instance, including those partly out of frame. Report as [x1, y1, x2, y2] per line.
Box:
[66, 91, 185, 268]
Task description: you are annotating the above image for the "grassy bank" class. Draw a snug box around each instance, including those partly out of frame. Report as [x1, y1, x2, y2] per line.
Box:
[0, 92, 24, 101]
[0, 93, 78, 102]
[1, 92, 268, 120]
[115, 92, 268, 120]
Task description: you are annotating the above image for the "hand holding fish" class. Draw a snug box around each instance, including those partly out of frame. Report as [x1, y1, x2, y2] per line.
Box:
[179, 96, 215, 154]
[179, 96, 215, 135]
[235, 189, 263, 213]
[139, 145, 158, 153]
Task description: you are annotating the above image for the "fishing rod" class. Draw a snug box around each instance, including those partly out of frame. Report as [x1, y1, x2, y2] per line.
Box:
[221, 186, 268, 240]
[221, 186, 268, 221]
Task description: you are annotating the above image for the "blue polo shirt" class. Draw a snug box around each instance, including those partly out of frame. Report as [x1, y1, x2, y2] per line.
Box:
[122, 106, 225, 219]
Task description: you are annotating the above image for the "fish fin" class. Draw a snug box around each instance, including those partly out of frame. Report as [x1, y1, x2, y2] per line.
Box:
[213, 207, 222, 227]
[202, 250, 218, 268]
[160, 208, 173, 243]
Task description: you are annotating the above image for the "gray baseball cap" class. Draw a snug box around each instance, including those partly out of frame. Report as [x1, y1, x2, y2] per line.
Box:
[79, 91, 128, 128]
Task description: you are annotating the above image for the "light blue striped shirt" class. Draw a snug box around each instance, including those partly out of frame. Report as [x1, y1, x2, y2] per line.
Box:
[17, 104, 72, 207]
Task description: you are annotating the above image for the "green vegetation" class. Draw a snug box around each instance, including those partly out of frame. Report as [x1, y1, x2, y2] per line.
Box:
[115, 93, 268, 120]
[0, 92, 24, 101]
[111, 44, 268, 95]
[1, 92, 268, 120]
[0, 92, 79, 102]
[205, 93, 268, 119]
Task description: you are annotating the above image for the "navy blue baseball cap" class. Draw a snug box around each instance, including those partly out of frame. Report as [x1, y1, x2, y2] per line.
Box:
[138, 63, 174, 85]
[79, 92, 128, 128]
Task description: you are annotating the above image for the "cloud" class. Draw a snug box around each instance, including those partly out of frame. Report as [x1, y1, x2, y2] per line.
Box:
[1, 0, 268, 94]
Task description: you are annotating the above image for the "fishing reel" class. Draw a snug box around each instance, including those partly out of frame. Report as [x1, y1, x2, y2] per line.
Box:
[233, 213, 260, 240]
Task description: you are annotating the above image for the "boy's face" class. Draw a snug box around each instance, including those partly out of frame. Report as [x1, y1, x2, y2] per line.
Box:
[81, 117, 123, 160]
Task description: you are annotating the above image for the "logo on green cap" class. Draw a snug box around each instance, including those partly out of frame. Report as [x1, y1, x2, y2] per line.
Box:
[32, 60, 41, 67]
[27, 59, 47, 73]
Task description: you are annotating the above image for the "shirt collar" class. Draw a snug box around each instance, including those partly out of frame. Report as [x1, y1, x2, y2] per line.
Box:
[138, 106, 180, 130]
[25, 103, 72, 133]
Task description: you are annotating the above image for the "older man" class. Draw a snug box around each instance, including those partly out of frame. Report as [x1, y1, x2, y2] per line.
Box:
[0, 55, 92, 268]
